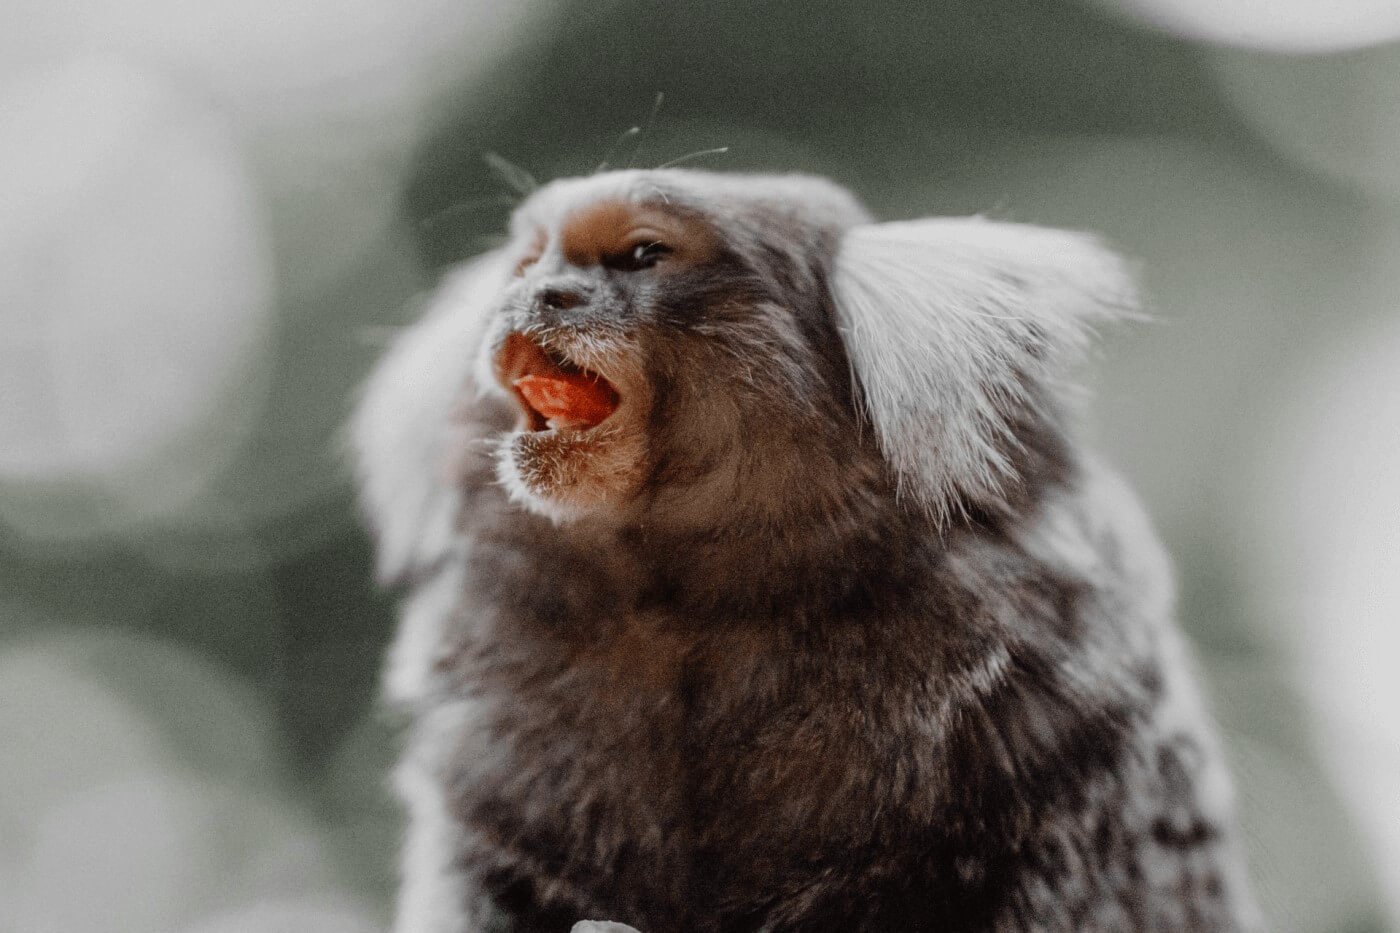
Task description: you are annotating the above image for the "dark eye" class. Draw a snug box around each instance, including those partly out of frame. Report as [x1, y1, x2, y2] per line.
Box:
[611, 241, 671, 272]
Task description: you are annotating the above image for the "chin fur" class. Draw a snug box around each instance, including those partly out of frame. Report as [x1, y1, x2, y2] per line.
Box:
[492, 419, 648, 522]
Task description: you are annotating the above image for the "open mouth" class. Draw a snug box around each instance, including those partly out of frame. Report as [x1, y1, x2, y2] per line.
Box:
[495, 332, 621, 433]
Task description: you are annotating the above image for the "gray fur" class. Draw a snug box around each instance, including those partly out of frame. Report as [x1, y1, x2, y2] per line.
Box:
[832, 218, 1137, 525]
[352, 169, 1260, 932]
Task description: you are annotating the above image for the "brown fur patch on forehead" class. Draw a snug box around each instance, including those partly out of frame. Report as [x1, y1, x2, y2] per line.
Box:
[557, 198, 717, 267]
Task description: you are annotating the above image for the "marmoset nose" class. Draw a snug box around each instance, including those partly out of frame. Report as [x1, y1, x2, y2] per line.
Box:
[536, 285, 587, 312]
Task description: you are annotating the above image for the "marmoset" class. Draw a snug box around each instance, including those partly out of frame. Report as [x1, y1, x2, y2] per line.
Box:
[353, 169, 1260, 932]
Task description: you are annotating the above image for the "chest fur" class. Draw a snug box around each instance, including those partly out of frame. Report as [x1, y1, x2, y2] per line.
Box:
[430, 596, 951, 920]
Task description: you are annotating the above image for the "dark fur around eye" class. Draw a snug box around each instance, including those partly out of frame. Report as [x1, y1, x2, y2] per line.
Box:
[606, 241, 671, 272]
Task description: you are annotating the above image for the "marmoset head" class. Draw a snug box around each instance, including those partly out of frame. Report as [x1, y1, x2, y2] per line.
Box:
[354, 169, 1136, 579]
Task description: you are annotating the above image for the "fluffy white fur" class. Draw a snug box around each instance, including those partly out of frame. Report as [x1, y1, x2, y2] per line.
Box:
[830, 218, 1138, 524]
[384, 558, 465, 706]
[395, 698, 505, 933]
[351, 253, 510, 583]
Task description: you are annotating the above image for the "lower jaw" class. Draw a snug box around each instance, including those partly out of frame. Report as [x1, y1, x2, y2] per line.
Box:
[496, 420, 648, 518]
[504, 426, 602, 490]
[512, 422, 603, 456]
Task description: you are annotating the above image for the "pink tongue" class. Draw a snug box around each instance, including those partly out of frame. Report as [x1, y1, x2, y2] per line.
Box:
[513, 372, 619, 429]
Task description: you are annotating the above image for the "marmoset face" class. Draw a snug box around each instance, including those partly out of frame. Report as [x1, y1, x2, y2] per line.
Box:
[469, 170, 873, 522]
[355, 167, 1135, 576]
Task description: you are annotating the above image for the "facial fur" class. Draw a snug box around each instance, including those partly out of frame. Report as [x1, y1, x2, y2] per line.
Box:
[352, 169, 1259, 933]
[460, 171, 882, 536]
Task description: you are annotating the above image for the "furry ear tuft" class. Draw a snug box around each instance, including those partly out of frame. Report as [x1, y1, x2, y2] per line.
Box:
[350, 253, 509, 583]
[830, 217, 1138, 524]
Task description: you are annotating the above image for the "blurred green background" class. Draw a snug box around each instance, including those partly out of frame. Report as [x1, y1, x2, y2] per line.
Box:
[2, 1, 1398, 930]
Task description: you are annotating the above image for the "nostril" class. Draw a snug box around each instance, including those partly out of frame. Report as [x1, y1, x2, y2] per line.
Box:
[537, 287, 586, 312]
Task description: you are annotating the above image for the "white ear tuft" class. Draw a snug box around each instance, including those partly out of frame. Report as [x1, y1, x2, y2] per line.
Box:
[350, 252, 509, 583]
[830, 217, 1137, 523]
